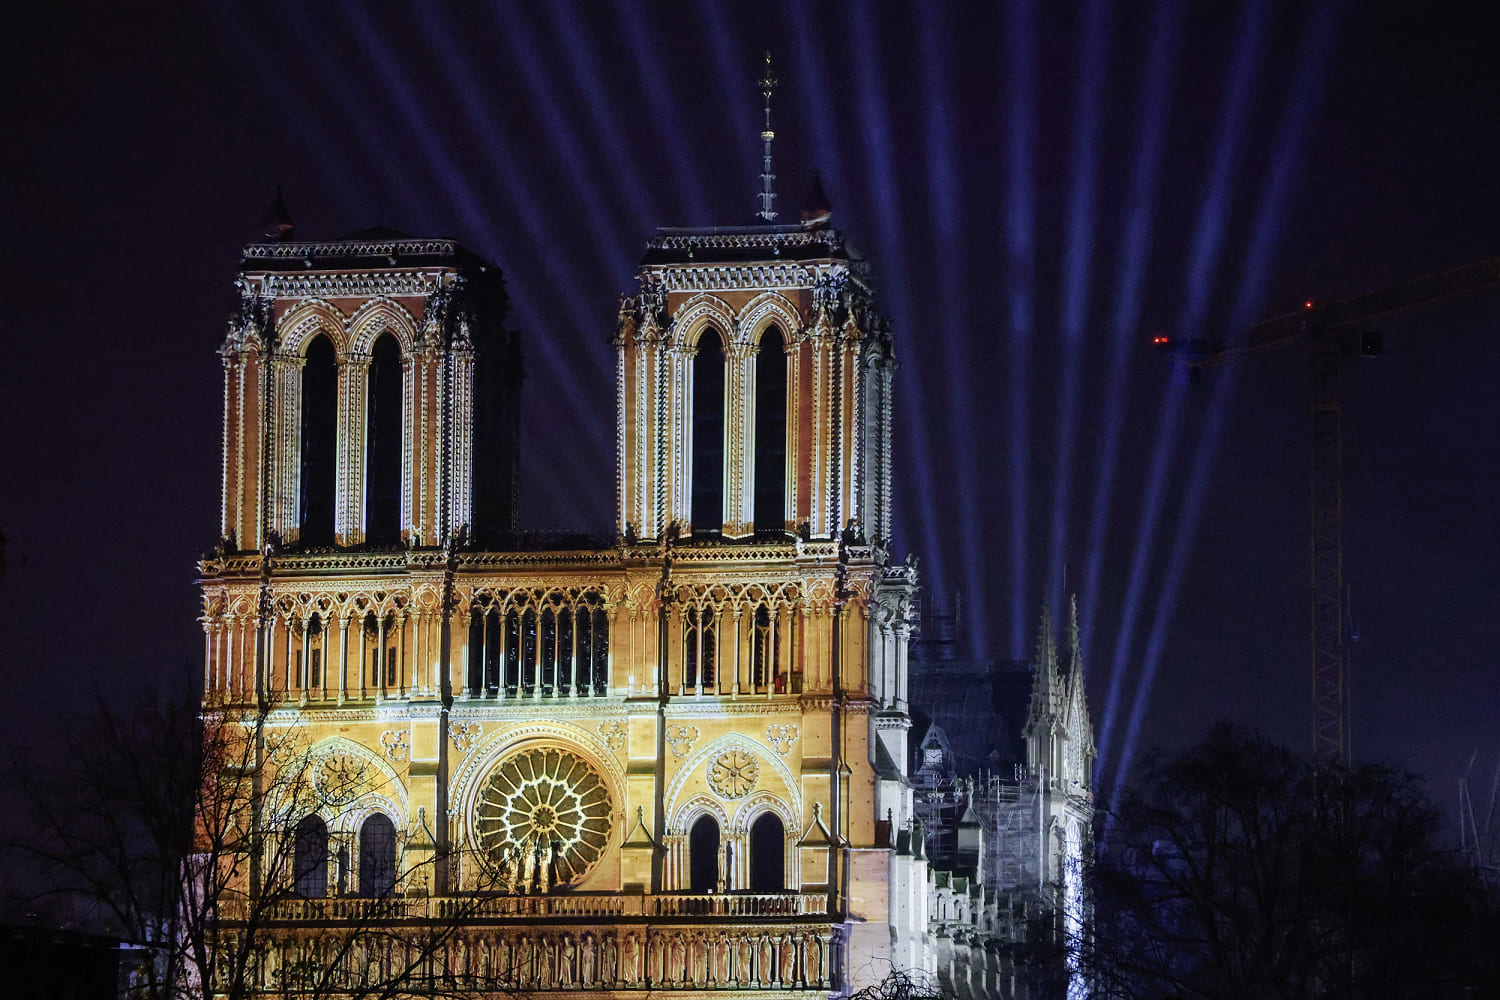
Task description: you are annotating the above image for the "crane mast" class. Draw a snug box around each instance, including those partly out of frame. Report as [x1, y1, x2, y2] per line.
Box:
[1159, 256, 1500, 762]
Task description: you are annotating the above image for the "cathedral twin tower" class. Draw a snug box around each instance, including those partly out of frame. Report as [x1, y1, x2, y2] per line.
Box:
[200, 196, 927, 993]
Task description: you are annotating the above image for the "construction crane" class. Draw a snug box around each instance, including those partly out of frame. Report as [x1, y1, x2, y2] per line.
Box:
[1155, 256, 1500, 763]
[1459, 749, 1500, 883]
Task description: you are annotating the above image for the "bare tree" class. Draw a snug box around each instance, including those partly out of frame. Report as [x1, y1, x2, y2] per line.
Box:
[7, 689, 513, 1000]
[1065, 724, 1500, 1000]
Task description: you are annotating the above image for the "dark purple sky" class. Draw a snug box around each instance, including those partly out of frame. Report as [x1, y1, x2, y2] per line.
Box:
[3, 0, 1499, 827]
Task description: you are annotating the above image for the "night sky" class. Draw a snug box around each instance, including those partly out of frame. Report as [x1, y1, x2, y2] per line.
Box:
[3, 0, 1499, 830]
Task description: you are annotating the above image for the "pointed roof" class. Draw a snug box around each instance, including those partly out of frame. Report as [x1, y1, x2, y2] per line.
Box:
[798, 801, 835, 847]
[1064, 594, 1097, 760]
[262, 186, 294, 241]
[1025, 604, 1062, 736]
[622, 805, 659, 849]
[800, 173, 834, 229]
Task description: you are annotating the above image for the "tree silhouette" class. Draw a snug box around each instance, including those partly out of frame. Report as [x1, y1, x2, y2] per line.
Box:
[1074, 724, 1500, 999]
[6, 688, 510, 999]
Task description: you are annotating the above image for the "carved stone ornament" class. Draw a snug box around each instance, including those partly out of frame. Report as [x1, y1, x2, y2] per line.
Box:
[598, 720, 627, 751]
[315, 754, 369, 805]
[266, 730, 303, 766]
[380, 729, 410, 763]
[766, 723, 800, 756]
[451, 722, 481, 754]
[475, 748, 613, 887]
[665, 724, 700, 758]
[708, 749, 760, 799]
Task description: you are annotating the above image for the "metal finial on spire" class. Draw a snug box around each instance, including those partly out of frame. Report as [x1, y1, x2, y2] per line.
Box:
[756, 51, 779, 221]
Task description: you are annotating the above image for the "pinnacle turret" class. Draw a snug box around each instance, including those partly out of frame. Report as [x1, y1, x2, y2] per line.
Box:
[1025, 604, 1063, 745]
[1063, 595, 1097, 775]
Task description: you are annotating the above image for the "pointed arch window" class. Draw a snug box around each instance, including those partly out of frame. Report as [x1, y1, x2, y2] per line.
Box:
[578, 595, 609, 697]
[751, 604, 779, 693]
[749, 813, 785, 891]
[307, 614, 325, 691]
[365, 332, 403, 545]
[684, 606, 717, 692]
[294, 815, 328, 897]
[691, 329, 726, 535]
[689, 815, 721, 893]
[299, 335, 338, 546]
[363, 611, 397, 691]
[753, 326, 787, 533]
[539, 605, 560, 696]
[468, 595, 609, 699]
[359, 814, 397, 897]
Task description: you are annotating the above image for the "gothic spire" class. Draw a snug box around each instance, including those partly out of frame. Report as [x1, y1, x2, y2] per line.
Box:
[1065, 594, 1082, 686]
[1026, 603, 1061, 736]
[1064, 594, 1097, 764]
[756, 51, 779, 222]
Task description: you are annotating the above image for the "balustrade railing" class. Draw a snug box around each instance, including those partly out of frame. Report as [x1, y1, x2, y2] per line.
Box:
[218, 891, 828, 923]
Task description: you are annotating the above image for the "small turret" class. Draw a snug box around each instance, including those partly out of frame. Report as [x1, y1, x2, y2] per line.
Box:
[1024, 604, 1062, 753]
[1062, 595, 1097, 792]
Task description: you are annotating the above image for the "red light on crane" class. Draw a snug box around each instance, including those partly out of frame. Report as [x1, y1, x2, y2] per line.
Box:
[1304, 300, 1315, 309]
[1151, 335, 1171, 346]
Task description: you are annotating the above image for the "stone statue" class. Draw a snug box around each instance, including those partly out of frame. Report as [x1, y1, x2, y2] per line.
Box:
[778, 931, 797, 984]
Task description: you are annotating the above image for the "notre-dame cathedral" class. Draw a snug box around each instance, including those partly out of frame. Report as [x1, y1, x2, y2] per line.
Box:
[197, 174, 1094, 997]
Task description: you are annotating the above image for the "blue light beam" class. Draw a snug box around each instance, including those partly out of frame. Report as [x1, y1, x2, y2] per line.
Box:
[1079, 0, 1183, 711]
[917, 1, 981, 648]
[1005, 0, 1040, 658]
[1048, 0, 1113, 627]
[1109, 0, 1344, 796]
[1098, 0, 1273, 769]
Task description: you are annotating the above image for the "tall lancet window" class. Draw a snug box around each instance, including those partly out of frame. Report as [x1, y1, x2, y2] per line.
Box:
[753, 326, 787, 533]
[691, 329, 726, 535]
[299, 335, 338, 546]
[365, 333, 403, 544]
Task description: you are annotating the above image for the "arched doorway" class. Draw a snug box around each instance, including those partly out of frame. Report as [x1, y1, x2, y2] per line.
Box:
[749, 813, 785, 892]
[689, 815, 720, 892]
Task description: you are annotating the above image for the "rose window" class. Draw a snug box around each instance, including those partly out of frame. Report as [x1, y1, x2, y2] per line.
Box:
[708, 749, 759, 799]
[475, 748, 612, 884]
[315, 753, 368, 805]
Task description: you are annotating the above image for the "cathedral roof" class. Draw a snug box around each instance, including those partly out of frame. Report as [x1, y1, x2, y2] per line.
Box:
[640, 223, 862, 267]
[240, 230, 496, 274]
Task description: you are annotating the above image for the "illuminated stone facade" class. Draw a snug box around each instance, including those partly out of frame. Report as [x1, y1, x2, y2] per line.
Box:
[200, 219, 923, 995]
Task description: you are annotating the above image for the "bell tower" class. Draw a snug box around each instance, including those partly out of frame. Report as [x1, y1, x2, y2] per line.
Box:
[615, 184, 894, 545]
[218, 230, 519, 555]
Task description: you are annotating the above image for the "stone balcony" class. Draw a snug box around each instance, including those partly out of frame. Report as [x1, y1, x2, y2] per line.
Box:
[212, 893, 839, 994]
[222, 891, 831, 923]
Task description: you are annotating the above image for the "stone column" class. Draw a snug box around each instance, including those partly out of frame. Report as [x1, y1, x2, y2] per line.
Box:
[337, 614, 350, 705]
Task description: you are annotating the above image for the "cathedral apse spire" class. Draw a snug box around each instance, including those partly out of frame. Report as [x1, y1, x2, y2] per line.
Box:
[756, 50, 778, 221]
